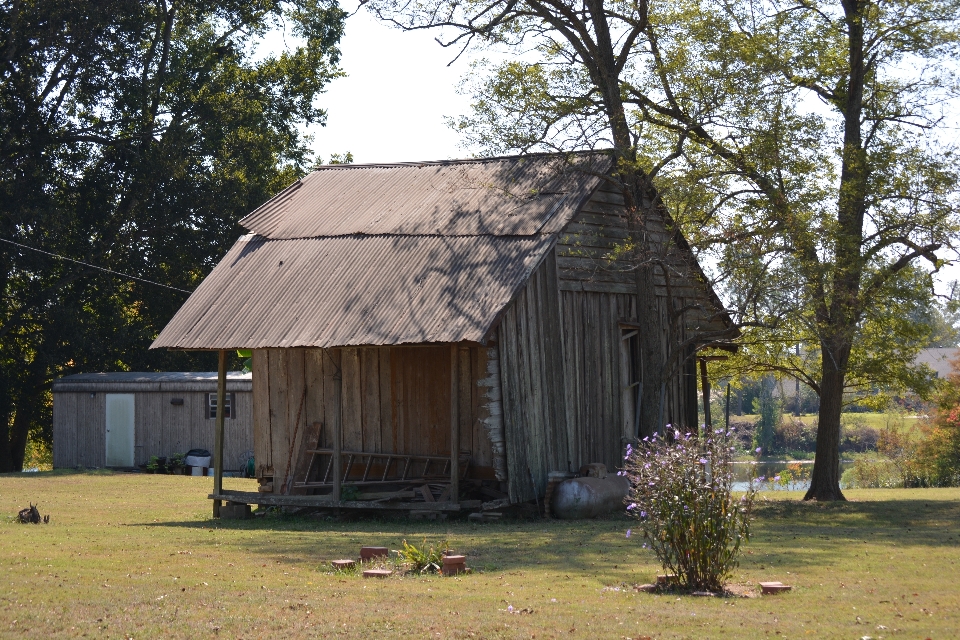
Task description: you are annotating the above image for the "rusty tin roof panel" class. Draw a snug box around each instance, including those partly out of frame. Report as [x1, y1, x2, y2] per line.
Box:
[151, 234, 555, 350]
[239, 153, 612, 239]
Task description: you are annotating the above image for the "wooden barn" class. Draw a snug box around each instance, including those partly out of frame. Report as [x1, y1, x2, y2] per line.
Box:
[51, 372, 252, 470]
[151, 152, 735, 514]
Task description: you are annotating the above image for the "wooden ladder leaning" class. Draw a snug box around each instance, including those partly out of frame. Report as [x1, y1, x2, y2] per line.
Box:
[295, 447, 471, 489]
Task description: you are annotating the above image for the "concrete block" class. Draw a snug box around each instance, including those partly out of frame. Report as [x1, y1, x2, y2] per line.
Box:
[219, 503, 252, 519]
[362, 569, 392, 579]
[360, 546, 389, 560]
[759, 581, 792, 594]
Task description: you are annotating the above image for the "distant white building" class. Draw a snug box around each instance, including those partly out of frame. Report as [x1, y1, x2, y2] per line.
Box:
[915, 348, 960, 379]
[52, 372, 252, 470]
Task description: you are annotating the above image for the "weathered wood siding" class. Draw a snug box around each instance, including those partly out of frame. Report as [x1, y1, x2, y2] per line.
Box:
[53, 392, 101, 468]
[555, 184, 705, 451]
[495, 252, 569, 502]
[247, 183, 723, 502]
[557, 184, 729, 333]
[252, 344, 494, 494]
[53, 389, 252, 469]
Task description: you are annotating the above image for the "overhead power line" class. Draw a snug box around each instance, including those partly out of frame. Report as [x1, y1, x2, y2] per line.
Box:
[0, 237, 193, 294]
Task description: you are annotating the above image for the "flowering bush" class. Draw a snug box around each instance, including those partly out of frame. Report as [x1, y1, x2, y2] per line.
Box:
[623, 427, 757, 592]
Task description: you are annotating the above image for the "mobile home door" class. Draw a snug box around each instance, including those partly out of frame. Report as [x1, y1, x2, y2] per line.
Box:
[105, 394, 135, 467]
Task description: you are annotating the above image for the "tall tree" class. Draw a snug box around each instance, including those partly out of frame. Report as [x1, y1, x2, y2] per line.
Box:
[373, 0, 740, 439]
[373, 0, 960, 499]
[0, 0, 345, 471]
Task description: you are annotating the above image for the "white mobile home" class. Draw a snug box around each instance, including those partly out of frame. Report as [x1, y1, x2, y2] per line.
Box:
[52, 372, 252, 470]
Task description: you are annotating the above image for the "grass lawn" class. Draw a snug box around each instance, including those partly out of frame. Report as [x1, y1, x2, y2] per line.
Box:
[732, 412, 922, 432]
[2, 472, 958, 639]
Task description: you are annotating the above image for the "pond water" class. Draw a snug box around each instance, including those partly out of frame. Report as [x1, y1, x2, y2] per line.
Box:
[731, 460, 854, 491]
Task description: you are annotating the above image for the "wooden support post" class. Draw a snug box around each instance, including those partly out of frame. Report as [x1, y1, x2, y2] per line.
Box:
[699, 357, 711, 433]
[213, 349, 227, 518]
[449, 343, 459, 504]
[332, 390, 342, 503]
[725, 383, 731, 432]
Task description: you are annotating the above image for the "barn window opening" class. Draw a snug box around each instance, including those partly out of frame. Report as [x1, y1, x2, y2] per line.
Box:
[206, 393, 234, 419]
[621, 327, 642, 437]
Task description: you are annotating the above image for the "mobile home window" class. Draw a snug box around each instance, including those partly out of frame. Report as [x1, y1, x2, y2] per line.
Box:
[206, 393, 234, 419]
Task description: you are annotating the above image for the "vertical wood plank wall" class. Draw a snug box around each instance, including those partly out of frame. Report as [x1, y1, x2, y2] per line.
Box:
[252, 345, 493, 495]
[493, 181, 713, 501]
[554, 184, 709, 458]
[496, 252, 569, 503]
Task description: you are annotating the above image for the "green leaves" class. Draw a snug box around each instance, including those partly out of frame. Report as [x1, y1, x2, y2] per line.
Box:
[0, 0, 346, 470]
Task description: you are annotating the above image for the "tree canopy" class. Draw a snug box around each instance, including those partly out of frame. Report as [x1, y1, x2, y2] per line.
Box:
[0, 0, 346, 471]
[373, 0, 960, 499]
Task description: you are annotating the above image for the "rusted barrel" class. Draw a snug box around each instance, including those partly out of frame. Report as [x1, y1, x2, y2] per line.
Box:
[550, 474, 630, 519]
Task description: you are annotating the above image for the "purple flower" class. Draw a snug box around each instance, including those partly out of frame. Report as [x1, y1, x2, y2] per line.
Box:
[626, 529, 632, 538]
[627, 503, 637, 510]
[644, 463, 651, 469]
[642, 436, 649, 442]
[755, 447, 762, 454]
[774, 475, 781, 482]
[507, 605, 514, 612]
[699, 458, 708, 464]
[756, 475, 765, 483]
[640, 510, 647, 518]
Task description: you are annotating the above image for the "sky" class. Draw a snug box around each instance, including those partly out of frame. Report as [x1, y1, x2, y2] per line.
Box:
[303, 7, 475, 164]
[272, 7, 960, 293]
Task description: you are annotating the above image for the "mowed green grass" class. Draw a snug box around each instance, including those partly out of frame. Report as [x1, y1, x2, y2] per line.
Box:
[2, 472, 958, 639]
[734, 412, 922, 431]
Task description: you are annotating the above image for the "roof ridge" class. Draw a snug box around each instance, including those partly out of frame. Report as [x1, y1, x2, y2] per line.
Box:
[241, 232, 558, 241]
[308, 149, 613, 171]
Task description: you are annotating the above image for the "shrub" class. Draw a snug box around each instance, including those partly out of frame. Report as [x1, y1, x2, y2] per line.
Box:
[167, 453, 186, 473]
[726, 421, 756, 452]
[911, 410, 960, 486]
[773, 418, 817, 454]
[841, 456, 903, 489]
[840, 419, 880, 453]
[752, 379, 781, 453]
[396, 538, 450, 574]
[623, 428, 757, 593]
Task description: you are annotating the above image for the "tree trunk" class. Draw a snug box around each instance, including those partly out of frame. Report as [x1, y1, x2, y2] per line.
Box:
[636, 254, 665, 437]
[0, 360, 48, 472]
[803, 3, 867, 502]
[804, 344, 849, 501]
[621, 174, 666, 437]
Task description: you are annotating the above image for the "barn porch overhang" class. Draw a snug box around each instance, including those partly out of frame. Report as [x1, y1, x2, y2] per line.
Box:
[203, 343, 482, 516]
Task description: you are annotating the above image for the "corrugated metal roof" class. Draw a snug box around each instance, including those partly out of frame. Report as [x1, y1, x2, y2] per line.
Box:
[240, 153, 612, 239]
[52, 371, 252, 392]
[152, 234, 554, 349]
[56, 372, 251, 383]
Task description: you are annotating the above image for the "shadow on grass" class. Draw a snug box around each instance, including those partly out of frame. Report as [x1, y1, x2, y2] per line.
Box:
[138, 496, 960, 576]
[0, 468, 121, 478]
[142, 511, 639, 575]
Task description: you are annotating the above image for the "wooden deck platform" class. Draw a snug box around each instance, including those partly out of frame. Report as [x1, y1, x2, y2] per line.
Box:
[211, 489, 479, 511]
